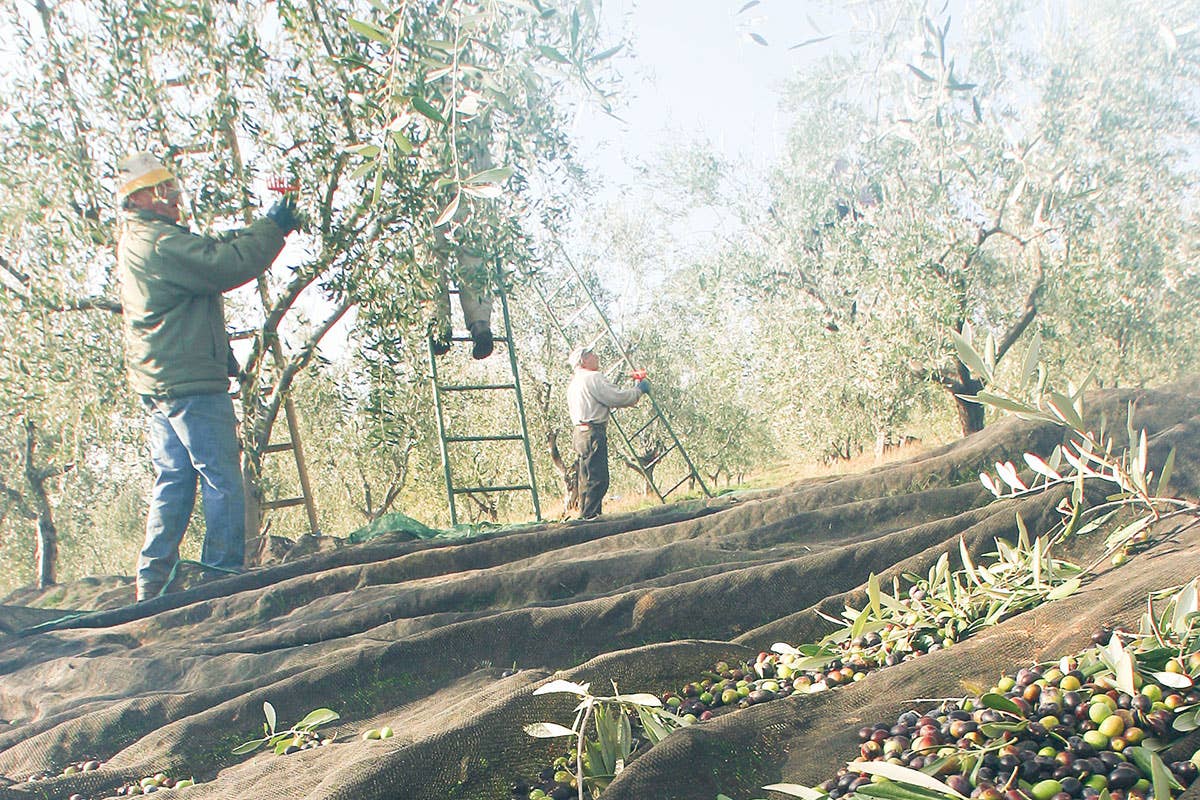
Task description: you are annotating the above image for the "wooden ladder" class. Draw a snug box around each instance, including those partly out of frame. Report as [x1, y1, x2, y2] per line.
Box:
[228, 331, 321, 535]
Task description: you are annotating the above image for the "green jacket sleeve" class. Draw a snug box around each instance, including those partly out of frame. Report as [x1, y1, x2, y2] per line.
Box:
[149, 217, 286, 295]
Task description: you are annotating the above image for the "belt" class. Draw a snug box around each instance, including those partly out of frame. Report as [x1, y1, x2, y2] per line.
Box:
[576, 421, 607, 431]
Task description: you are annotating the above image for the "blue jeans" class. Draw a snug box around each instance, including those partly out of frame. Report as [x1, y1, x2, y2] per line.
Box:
[137, 392, 245, 592]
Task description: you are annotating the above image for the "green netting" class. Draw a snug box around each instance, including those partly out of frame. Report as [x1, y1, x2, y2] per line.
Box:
[0, 379, 1197, 800]
[346, 512, 446, 543]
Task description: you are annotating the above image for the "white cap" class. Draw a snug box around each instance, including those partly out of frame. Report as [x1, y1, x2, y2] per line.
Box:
[116, 151, 175, 201]
[568, 346, 592, 368]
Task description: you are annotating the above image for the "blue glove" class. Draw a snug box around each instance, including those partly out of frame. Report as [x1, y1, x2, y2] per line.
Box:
[265, 194, 300, 235]
[636, 379, 650, 394]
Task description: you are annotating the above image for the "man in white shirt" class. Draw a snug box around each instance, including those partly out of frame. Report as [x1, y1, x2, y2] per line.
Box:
[565, 346, 649, 519]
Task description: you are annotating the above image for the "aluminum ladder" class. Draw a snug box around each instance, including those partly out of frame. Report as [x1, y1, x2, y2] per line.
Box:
[532, 249, 711, 503]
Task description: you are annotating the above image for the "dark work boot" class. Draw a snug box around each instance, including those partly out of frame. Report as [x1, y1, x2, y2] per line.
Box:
[136, 581, 165, 603]
[469, 323, 494, 360]
[430, 330, 452, 356]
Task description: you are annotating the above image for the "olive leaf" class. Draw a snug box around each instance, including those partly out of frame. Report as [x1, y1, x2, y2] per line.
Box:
[1156, 447, 1176, 495]
[230, 738, 267, 755]
[847, 761, 967, 798]
[536, 45, 570, 63]
[1045, 578, 1080, 601]
[761, 784, 827, 800]
[411, 95, 446, 124]
[1126, 746, 1182, 800]
[1170, 578, 1196, 633]
[979, 692, 1021, 714]
[464, 166, 514, 184]
[950, 330, 989, 381]
[533, 679, 590, 696]
[296, 708, 339, 729]
[433, 191, 460, 227]
[1172, 708, 1200, 732]
[1023, 452, 1061, 482]
[523, 722, 576, 738]
[348, 18, 391, 45]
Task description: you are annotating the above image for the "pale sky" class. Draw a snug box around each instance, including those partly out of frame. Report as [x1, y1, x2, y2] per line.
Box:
[577, 0, 835, 188]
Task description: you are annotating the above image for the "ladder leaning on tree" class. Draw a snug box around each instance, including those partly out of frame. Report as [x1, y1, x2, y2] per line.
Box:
[533, 248, 711, 504]
[428, 282, 542, 527]
[227, 328, 320, 537]
[217, 126, 321, 541]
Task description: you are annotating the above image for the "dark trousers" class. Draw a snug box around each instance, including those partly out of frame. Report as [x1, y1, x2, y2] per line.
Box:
[572, 423, 609, 519]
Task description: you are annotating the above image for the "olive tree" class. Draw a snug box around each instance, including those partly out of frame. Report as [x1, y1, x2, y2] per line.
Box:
[735, 0, 1200, 443]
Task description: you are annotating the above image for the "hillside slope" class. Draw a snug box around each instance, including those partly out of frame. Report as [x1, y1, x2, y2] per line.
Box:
[1, 379, 1198, 800]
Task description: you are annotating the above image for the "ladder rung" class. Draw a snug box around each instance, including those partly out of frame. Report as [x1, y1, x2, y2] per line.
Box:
[544, 280, 574, 304]
[664, 473, 692, 496]
[562, 304, 594, 328]
[444, 333, 508, 345]
[446, 434, 525, 443]
[264, 442, 294, 454]
[448, 334, 511, 344]
[262, 496, 307, 510]
[452, 484, 532, 494]
[439, 383, 516, 392]
[632, 413, 661, 440]
[644, 443, 678, 470]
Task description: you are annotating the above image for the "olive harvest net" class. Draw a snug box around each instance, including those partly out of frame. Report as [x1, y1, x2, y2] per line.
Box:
[2, 379, 1199, 800]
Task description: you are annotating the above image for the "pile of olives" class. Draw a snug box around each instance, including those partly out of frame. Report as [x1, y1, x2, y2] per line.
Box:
[664, 619, 961, 724]
[512, 627, 951, 797]
[816, 652, 1199, 800]
[659, 644, 887, 724]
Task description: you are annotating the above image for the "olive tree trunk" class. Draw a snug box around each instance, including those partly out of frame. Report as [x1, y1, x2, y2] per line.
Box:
[22, 418, 71, 589]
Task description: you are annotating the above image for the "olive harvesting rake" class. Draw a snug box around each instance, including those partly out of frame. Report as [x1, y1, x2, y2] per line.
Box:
[267, 175, 300, 195]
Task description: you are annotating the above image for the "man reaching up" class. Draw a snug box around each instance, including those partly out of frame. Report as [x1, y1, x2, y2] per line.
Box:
[565, 347, 649, 519]
[115, 151, 300, 601]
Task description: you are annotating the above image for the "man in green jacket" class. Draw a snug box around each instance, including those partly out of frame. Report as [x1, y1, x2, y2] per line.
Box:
[115, 151, 300, 602]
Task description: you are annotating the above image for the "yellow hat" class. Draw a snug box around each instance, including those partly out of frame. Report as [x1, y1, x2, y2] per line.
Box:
[116, 151, 175, 201]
